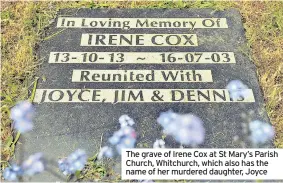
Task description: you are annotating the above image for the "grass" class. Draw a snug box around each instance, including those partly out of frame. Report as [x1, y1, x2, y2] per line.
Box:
[1, 0, 283, 181]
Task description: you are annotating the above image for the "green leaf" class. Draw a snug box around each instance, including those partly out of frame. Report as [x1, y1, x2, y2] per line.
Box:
[88, 153, 98, 161]
[5, 136, 13, 147]
[75, 170, 81, 178]
[10, 132, 21, 154]
[42, 76, 46, 82]
[0, 105, 10, 113]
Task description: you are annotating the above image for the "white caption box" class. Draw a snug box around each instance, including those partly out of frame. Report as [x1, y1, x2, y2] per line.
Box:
[122, 149, 283, 180]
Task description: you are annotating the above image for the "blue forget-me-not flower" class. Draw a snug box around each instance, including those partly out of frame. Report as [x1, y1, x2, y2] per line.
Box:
[22, 153, 45, 176]
[3, 164, 23, 181]
[226, 80, 249, 101]
[10, 101, 34, 133]
[157, 110, 205, 146]
[98, 146, 114, 160]
[153, 139, 165, 149]
[58, 149, 87, 175]
[249, 120, 275, 145]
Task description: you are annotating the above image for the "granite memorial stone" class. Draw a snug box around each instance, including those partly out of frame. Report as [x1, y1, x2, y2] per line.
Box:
[18, 9, 270, 181]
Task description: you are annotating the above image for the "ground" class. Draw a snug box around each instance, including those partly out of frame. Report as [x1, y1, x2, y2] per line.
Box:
[1, 0, 283, 181]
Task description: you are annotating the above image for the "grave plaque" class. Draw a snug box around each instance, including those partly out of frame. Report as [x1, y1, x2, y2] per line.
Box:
[21, 9, 270, 180]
